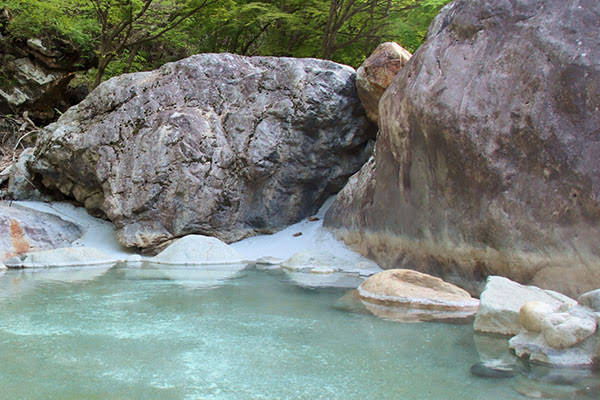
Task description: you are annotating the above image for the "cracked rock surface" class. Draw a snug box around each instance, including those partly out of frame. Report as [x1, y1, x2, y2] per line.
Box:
[30, 53, 374, 251]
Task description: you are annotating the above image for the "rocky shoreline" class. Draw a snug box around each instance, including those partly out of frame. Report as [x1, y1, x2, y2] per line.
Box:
[0, 0, 599, 375]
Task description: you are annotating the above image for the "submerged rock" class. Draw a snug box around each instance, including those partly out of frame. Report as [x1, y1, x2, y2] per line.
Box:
[509, 330, 598, 368]
[474, 276, 576, 336]
[473, 333, 518, 371]
[356, 42, 411, 124]
[3, 247, 115, 268]
[333, 289, 370, 314]
[470, 362, 519, 379]
[324, 0, 600, 298]
[30, 53, 374, 251]
[358, 269, 479, 321]
[0, 202, 83, 260]
[149, 234, 245, 265]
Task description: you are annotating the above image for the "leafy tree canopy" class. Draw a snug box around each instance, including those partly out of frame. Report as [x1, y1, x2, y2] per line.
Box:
[3, 0, 451, 85]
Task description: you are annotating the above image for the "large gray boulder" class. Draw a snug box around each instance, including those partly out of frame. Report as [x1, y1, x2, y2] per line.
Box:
[30, 53, 374, 251]
[324, 0, 600, 297]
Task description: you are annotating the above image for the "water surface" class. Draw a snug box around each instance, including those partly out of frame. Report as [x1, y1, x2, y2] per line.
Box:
[0, 267, 597, 399]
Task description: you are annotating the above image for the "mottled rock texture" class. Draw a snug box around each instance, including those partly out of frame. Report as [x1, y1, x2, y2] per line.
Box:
[0, 202, 83, 260]
[30, 53, 374, 251]
[356, 42, 411, 124]
[325, 0, 600, 297]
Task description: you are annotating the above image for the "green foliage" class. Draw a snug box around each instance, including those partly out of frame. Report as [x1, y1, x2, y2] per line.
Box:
[3, 0, 452, 84]
[4, 0, 96, 53]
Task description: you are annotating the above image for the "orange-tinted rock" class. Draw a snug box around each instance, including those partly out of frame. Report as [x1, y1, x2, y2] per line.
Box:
[356, 42, 411, 124]
[358, 269, 479, 321]
[0, 203, 83, 260]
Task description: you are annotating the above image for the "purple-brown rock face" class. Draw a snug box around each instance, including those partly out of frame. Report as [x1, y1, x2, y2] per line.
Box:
[325, 0, 600, 297]
[29, 54, 374, 251]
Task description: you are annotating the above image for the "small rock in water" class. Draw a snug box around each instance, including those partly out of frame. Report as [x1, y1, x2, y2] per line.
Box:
[358, 269, 479, 322]
[150, 235, 244, 265]
[307, 216, 320, 222]
[470, 362, 519, 379]
[292, 232, 303, 237]
[254, 256, 284, 267]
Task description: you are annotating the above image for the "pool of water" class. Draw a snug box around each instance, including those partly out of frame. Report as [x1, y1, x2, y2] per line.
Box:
[0, 266, 598, 400]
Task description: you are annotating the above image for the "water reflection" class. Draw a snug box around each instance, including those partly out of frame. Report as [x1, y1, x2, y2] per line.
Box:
[0, 265, 116, 300]
[473, 332, 600, 398]
[122, 263, 248, 288]
[284, 270, 364, 289]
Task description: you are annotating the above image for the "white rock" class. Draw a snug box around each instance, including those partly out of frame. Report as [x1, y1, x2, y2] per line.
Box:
[255, 256, 284, 266]
[3, 247, 116, 268]
[474, 276, 577, 335]
[542, 311, 597, 349]
[285, 271, 364, 289]
[253, 256, 284, 271]
[519, 301, 558, 333]
[281, 250, 381, 276]
[150, 235, 245, 265]
[509, 330, 597, 367]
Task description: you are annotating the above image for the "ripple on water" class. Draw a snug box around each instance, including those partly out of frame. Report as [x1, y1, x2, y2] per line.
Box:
[0, 267, 597, 400]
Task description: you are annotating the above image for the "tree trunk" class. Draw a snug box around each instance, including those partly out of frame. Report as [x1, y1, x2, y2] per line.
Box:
[123, 44, 141, 73]
[93, 55, 111, 89]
